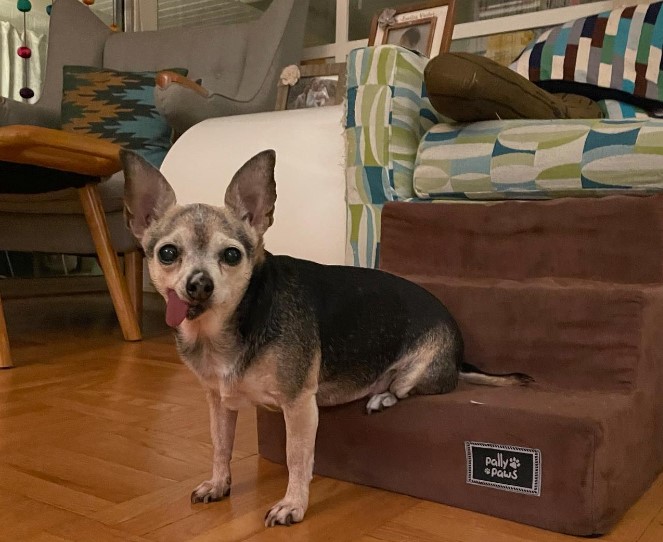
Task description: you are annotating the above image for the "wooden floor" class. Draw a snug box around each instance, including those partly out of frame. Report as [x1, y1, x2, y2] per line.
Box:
[1, 292, 662, 542]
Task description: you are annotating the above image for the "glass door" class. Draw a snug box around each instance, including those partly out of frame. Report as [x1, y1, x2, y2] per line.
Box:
[301, 0, 615, 63]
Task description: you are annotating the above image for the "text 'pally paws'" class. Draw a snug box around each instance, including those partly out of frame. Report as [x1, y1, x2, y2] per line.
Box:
[190, 479, 231, 504]
[264, 499, 306, 527]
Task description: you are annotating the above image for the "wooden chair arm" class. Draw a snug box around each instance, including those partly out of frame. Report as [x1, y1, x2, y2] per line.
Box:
[156, 71, 210, 98]
[0, 125, 121, 177]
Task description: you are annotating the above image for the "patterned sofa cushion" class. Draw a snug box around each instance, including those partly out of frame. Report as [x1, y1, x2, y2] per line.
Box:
[61, 65, 187, 167]
[413, 118, 663, 200]
[597, 99, 651, 120]
[510, 1, 663, 111]
[345, 45, 444, 267]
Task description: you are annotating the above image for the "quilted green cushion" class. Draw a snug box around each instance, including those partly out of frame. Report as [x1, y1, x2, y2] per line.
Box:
[509, 2, 663, 110]
[61, 66, 187, 167]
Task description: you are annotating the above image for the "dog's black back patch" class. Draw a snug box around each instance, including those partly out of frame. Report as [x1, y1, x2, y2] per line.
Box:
[234, 254, 461, 391]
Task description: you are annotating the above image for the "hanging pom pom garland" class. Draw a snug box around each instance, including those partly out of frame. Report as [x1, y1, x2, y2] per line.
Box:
[110, 0, 118, 32]
[13, 0, 120, 102]
[44, 1, 118, 31]
[16, 0, 33, 100]
[19, 0, 121, 97]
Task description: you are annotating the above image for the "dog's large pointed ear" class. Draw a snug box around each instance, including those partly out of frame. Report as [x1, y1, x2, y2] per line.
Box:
[120, 150, 176, 242]
[224, 150, 276, 236]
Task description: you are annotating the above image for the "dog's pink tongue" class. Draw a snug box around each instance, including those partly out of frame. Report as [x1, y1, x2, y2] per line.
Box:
[166, 290, 189, 328]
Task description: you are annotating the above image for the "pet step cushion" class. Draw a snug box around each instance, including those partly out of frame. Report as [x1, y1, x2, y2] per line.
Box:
[379, 196, 663, 284]
[256, 275, 663, 534]
[258, 276, 663, 535]
[405, 275, 663, 392]
[256, 193, 663, 535]
[257, 384, 655, 535]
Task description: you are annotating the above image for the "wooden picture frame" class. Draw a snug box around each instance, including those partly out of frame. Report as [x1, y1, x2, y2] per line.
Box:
[275, 63, 347, 111]
[368, 0, 456, 58]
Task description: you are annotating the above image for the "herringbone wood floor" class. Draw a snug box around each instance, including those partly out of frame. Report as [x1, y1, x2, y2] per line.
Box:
[1, 292, 662, 542]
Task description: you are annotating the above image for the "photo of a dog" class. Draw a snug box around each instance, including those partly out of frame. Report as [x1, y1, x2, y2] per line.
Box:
[120, 149, 531, 527]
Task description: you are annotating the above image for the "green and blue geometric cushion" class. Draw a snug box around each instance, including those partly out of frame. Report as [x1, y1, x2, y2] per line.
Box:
[344, 45, 440, 267]
[61, 65, 187, 167]
[414, 118, 663, 200]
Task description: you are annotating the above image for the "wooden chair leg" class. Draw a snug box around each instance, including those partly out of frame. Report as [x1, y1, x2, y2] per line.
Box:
[0, 294, 13, 369]
[124, 250, 143, 325]
[78, 184, 141, 342]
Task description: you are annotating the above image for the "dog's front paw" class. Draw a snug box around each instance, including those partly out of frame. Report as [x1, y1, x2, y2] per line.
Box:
[264, 499, 306, 527]
[190, 479, 231, 504]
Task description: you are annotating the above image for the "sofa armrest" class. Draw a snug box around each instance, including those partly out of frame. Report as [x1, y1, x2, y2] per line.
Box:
[154, 72, 214, 137]
[345, 45, 440, 202]
[0, 97, 60, 129]
[156, 71, 210, 98]
[155, 71, 277, 137]
[344, 45, 442, 268]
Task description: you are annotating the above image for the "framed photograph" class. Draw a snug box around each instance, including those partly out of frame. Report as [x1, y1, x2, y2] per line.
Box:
[275, 63, 347, 111]
[368, 1, 456, 58]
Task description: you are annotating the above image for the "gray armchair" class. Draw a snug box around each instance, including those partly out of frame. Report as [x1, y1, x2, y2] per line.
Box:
[1, 0, 308, 133]
[0, 0, 308, 367]
[153, 0, 309, 136]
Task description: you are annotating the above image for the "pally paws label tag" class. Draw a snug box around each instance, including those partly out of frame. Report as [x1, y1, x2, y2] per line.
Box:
[465, 442, 541, 496]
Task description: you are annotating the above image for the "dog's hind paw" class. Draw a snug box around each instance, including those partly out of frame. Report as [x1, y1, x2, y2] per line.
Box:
[513, 372, 535, 385]
[366, 392, 398, 414]
[264, 499, 306, 527]
[190, 479, 231, 504]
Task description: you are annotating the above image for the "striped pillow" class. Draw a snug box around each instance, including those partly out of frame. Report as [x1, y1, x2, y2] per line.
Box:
[509, 2, 663, 110]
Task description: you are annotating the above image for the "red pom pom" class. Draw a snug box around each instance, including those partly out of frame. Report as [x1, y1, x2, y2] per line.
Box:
[17, 46, 31, 59]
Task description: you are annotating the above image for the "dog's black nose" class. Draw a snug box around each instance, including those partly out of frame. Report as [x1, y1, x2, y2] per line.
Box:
[186, 271, 214, 301]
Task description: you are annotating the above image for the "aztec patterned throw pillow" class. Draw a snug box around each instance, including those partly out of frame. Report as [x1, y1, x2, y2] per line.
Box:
[61, 66, 187, 167]
[509, 1, 663, 110]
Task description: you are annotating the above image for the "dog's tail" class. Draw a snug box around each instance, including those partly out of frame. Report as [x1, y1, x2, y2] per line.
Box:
[459, 362, 533, 387]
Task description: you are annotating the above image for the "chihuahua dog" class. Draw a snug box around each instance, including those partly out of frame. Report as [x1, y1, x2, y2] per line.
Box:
[120, 149, 530, 527]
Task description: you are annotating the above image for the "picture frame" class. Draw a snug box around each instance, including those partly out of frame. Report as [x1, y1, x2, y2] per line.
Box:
[275, 63, 347, 112]
[368, 0, 456, 58]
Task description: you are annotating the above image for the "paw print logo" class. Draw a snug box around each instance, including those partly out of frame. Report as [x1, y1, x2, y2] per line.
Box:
[509, 457, 520, 470]
[485, 468, 491, 475]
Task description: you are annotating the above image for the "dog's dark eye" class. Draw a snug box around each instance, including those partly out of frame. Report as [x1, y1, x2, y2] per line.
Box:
[158, 244, 179, 265]
[221, 247, 242, 266]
